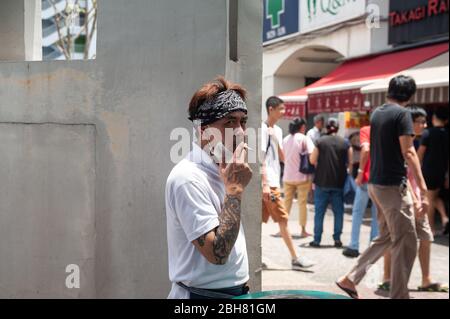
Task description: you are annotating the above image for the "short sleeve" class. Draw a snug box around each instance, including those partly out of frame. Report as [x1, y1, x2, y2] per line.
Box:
[261, 123, 268, 155]
[276, 127, 283, 150]
[420, 129, 431, 147]
[397, 110, 414, 137]
[344, 138, 351, 150]
[305, 135, 315, 153]
[172, 182, 220, 242]
[360, 126, 370, 146]
[316, 137, 322, 150]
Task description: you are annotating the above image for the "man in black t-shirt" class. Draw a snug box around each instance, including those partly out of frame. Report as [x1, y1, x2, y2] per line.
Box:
[337, 75, 429, 299]
[417, 108, 449, 235]
[309, 118, 353, 248]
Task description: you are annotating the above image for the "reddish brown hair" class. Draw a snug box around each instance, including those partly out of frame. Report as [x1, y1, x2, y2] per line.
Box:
[189, 76, 247, 121]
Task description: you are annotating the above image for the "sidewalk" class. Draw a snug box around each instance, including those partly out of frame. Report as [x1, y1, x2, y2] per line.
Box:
[262, 201, 450, 299]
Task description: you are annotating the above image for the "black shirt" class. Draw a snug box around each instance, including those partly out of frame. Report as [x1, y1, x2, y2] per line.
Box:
[369, 103, 414, 186]
[314, 135, 349, 189]
[421, 126, 449, 178]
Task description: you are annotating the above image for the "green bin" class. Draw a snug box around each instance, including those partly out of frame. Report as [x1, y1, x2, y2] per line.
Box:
[234, 290, 351, 299]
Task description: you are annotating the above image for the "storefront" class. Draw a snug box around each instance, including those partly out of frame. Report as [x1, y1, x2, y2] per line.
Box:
[278, 0, 449, 137]
[280, 42, 449, 136]
[262, 0, 391, 132]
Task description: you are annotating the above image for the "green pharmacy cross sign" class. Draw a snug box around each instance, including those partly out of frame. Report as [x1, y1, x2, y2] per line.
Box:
[263, 0, 299, 44]
[266, 0, 285, 29]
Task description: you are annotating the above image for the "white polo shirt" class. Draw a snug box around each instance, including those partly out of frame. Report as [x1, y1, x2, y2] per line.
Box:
[165, 143, 249, 299]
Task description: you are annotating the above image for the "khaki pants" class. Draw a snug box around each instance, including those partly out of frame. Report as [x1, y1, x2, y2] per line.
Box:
[347, 184, 418, 299]
[262, 188, 289, 224]
[283, 181, 312, 228]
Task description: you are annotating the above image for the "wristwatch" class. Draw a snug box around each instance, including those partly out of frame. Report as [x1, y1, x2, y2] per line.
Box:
[357, 168, 364, 174]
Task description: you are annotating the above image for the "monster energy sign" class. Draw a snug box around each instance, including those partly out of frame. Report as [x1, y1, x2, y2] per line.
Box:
[263, 0, 300, 45]
[301, 0, 367, 34]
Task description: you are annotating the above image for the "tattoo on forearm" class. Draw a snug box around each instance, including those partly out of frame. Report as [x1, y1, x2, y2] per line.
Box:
[213, 194, 242, 265]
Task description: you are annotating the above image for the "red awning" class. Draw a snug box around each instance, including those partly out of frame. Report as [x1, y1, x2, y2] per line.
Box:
[281, 42, 449, 114]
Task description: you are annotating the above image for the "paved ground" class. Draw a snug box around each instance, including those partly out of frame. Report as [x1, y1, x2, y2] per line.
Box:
[261, 201, 449, 299]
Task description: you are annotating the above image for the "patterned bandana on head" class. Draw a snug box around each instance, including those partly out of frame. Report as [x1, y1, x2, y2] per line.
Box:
[189, 90, 248, 126]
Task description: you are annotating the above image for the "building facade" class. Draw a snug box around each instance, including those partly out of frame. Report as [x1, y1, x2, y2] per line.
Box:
[263, 0, 448, 135]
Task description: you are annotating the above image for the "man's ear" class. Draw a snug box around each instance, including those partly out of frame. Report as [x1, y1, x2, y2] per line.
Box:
[198, 125, 207, 141]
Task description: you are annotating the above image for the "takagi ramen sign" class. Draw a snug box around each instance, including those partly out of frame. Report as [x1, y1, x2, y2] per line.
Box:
[389, 0, 449, 45]
[300, 0, 367, 34]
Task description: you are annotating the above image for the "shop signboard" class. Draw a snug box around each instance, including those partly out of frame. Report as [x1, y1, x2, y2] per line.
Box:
[264, 0, 301, 45]
[308, 89, 364, 114]
[283, 102, 306, 119]
[389, 0, 449, 45]
[300, 0, 367, 34]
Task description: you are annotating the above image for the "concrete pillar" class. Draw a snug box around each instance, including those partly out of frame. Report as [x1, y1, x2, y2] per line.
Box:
[25, 0, 43, 61]
[0, 0, 42, 61]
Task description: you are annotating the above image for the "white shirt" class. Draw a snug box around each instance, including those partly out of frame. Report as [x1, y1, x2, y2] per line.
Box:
[165, 143, 249, 299]
[261, 122, 283, 188]
[307, 126, 322, 145]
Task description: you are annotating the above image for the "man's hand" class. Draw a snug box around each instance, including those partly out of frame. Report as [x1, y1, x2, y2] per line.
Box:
[418, 194, 429, 220]
[220, 142, 253, 196]
[414, 200, 426, 220]
[355, 172, 364, 187]
[262, 184, 271, 202]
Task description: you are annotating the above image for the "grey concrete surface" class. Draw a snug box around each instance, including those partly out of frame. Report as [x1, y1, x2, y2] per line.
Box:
[262, 202, 449, 299]
[0, 124, 96, 298]
[0, 0, 25, 61]
[0, 0, 262, 298]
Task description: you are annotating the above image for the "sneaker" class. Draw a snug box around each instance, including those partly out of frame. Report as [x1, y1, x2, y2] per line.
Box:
[309, 241, 321, 248]
[292, 256, 315, 270]
[334, 240, 343, 248]
[342, 248, 360, 258]
[378, 281, 391, 291]
[270, 232, 282, 238]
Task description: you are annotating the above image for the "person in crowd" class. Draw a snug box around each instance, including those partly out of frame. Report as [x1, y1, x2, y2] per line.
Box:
[309, 118, 353, 248]
[342, 125, 379, 258]
[337, 75, 429, 299]
[348, 131, 361, 178]
[307, 114, 325, 145]
[282, 118, 315, 238]
[378, 106, 448, 294]
[417, 107, 449, 236]
[262, 97, 315, 270]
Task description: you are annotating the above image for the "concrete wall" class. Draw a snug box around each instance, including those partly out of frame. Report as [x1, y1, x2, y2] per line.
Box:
[368, 0, 392, 54]
[0, 0, 262, 298]
[225, 0, 263, 295]
[0, 0, 25, 61]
